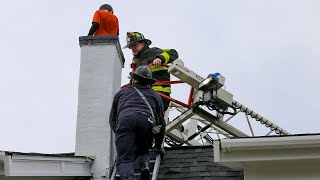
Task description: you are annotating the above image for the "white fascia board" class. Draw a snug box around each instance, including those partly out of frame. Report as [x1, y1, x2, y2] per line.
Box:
[5, 154, 92, 176]
[11, 155, 92, 162]
[214, 135, 320, 170]
[219, 135, 320, 152]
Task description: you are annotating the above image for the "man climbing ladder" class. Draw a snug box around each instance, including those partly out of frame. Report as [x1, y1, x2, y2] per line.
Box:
[109, 66, 166, 180]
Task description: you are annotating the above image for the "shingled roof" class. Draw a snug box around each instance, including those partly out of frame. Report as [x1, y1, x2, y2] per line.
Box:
[157, 145, 244, 180]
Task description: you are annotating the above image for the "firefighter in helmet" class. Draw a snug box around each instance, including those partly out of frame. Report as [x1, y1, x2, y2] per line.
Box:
[123, 32, 179, 111]
[109, 66, 166, 180]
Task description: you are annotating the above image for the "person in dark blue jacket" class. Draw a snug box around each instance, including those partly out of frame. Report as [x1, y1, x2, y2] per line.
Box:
[109, 66, 166, 180]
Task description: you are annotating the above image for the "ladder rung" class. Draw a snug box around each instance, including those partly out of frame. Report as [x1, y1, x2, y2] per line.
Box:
[112, 154, 160, 180]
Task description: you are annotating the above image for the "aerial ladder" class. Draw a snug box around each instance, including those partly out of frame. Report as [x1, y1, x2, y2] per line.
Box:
[111, 59, 290, 180]
[164, 59, 290, 146]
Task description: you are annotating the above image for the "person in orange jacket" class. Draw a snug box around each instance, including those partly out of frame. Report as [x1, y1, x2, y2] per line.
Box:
[88, 4, 119, 36]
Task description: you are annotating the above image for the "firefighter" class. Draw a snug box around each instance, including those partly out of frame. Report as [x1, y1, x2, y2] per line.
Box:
[88, 4, 119, 36]
[123, 32, 179, 111]
[109, 66, 166, 180]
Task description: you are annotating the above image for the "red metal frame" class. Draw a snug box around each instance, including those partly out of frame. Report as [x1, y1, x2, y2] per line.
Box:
[187, 87, 194, 107]
[157, 92, 190, 109]
[121, 63, 195, 109]
[153, 80, 183, 86]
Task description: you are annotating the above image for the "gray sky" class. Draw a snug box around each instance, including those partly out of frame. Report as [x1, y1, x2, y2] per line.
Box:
[1, 0, 320, 153]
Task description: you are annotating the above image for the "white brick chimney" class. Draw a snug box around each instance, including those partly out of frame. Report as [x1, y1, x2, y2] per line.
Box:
[75, 36, 125, 179]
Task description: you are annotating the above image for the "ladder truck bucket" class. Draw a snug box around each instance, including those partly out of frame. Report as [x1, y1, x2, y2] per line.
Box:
[168, 59, 205, 89]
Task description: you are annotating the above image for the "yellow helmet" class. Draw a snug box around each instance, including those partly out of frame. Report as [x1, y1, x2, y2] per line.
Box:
[123, 32, 152, 49]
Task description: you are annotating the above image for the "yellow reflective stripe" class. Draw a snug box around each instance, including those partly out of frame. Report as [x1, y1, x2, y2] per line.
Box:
[162, 49, 172, 63]
[160, 51, 170, 63]
[152, 86, 171, 93]
[150, 65, 168, 72]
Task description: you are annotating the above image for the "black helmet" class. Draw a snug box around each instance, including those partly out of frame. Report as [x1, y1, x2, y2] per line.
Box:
[99, 4, 113, 12]
[129, 66, 156, 85]
[123, 32, 152, 49]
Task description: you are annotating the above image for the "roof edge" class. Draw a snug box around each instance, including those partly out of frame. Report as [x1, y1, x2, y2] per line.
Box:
[218, 134, 320, 152]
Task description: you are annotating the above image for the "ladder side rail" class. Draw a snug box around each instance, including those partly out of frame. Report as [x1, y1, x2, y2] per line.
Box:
[198, 121, 233, 138]
[151, 154, 161, 180]
[167, 129, 201, 146]
[165, 109, 194, 133]
[171, 101, 234, 138]
[232, 100, 290, 135]
[110, 160, 117, 180]
[194, 107, 249, 137]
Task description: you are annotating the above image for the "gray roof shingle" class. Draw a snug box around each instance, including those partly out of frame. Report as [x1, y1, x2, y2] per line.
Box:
[157, 145, 243, 180]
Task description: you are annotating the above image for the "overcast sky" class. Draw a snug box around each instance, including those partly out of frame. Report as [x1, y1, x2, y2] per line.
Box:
[1, 0, 320, 153]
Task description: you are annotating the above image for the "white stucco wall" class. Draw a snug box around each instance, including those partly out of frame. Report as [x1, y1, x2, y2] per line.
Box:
[245, 160, 320, 180]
